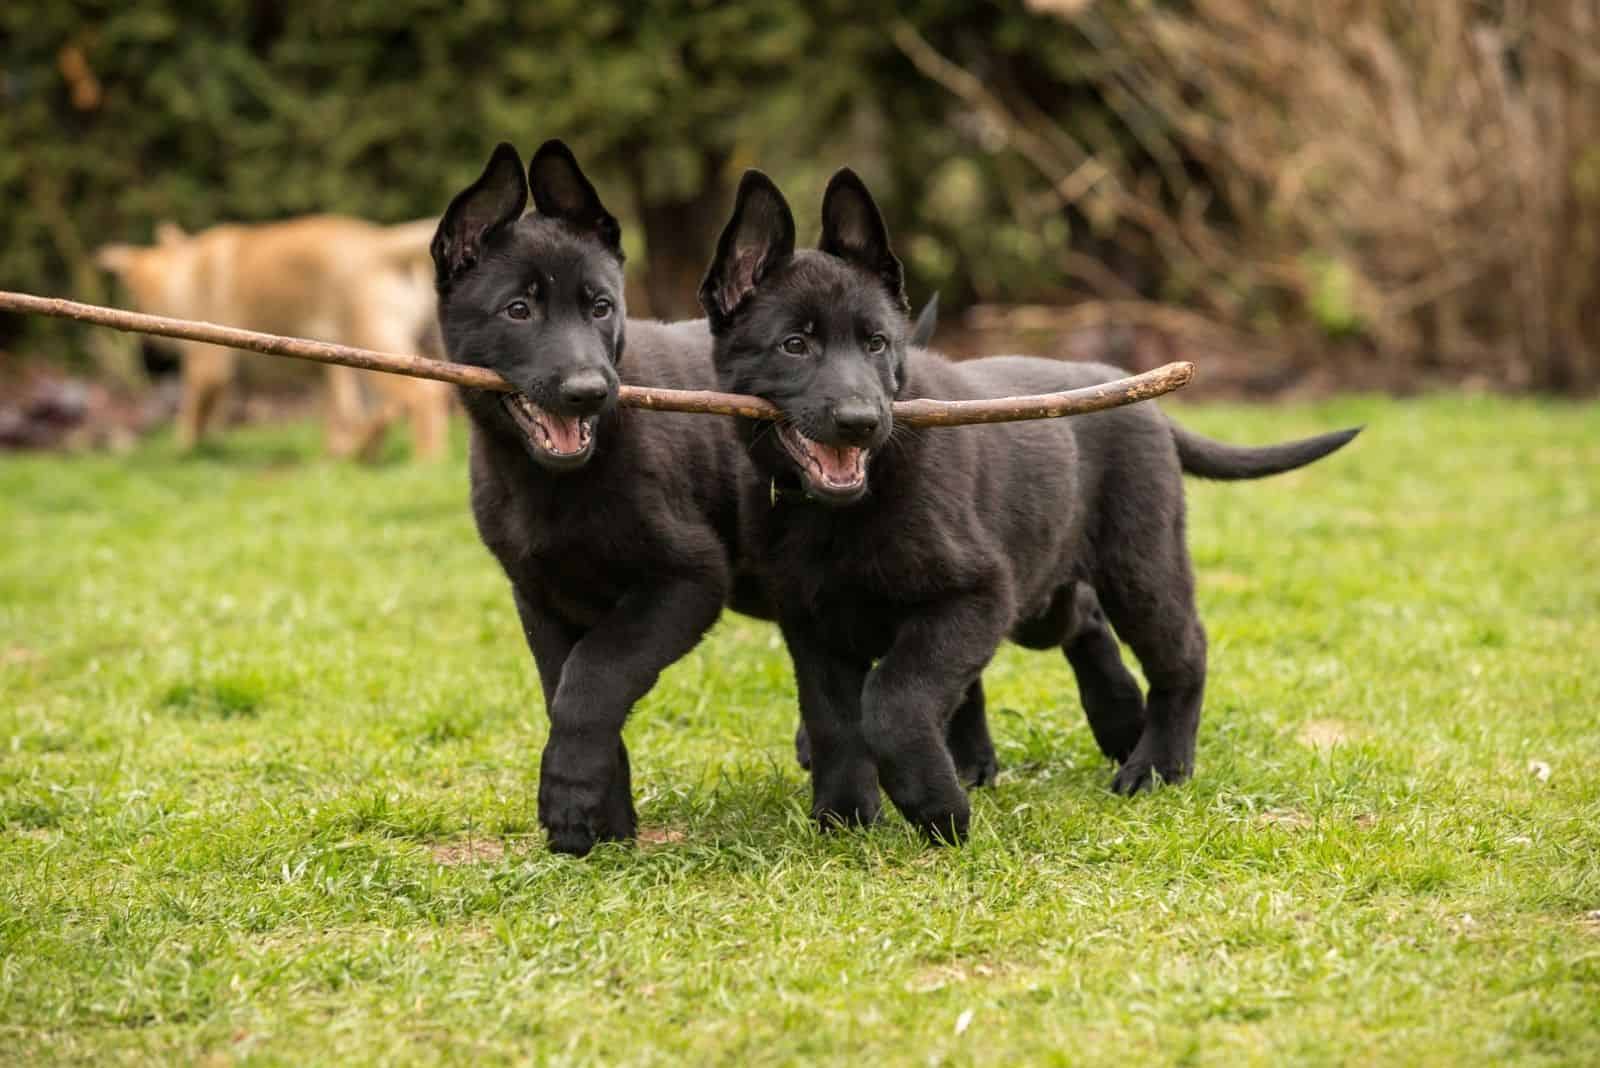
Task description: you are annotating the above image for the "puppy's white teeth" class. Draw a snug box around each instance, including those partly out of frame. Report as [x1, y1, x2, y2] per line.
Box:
[503, 394, 593, 459]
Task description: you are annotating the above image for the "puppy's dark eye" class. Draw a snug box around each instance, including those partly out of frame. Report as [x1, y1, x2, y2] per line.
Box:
[505, 299, 531, 321]
[592, 297, 613, 320]
[781, 336, 808, 356]
[866, 334, 889, 355]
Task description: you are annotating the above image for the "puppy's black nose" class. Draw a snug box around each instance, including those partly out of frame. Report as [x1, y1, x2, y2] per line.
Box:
[560, 371, 611, 411]
[832, 402, 881, 441]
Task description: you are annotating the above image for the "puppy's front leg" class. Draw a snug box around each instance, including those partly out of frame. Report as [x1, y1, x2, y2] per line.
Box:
[536, 579, 724, 856]
[862, 595, 1007, 844]
[516, 587, 640, 843]
[781, 618, 878, 829]
[512, 587, 578, 709]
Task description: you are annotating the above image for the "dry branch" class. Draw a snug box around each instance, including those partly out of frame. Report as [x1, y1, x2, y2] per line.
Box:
[892, 361, 1192, 425]
[0, 290, 1193, 427]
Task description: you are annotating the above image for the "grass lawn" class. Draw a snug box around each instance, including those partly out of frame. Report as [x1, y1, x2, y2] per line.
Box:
[2, 394, 1597, 1065]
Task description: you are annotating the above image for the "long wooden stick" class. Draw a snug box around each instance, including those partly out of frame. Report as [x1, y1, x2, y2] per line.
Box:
[0, 291, 1193, 426]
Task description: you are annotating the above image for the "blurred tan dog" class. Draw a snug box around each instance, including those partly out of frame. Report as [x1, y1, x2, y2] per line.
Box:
[96, 216, 451, 459]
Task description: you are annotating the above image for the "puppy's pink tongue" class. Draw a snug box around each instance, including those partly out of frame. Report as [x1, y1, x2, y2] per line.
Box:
[544, 414, 584, 454]
[815, 444, 864, 484]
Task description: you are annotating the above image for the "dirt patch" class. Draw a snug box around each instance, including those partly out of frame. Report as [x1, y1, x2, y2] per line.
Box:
[1581, 910, 1600, 935]
[1297, 719, 1357, 751]
[429, 837, 511, 866]
[906, 960, 1009, 994]
[1, 646, 40, 666]
[1259, 810, 1379, 832]
[1258, 809, 1312, 830]
[430, 828, 684, 860]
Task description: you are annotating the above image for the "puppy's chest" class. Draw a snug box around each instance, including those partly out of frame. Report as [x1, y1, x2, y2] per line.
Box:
[765, 511, 952, 658]
[473, 480, 658, 623]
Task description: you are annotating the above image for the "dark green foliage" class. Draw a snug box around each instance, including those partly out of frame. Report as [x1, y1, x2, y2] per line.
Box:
[1, 2, 1096, 347]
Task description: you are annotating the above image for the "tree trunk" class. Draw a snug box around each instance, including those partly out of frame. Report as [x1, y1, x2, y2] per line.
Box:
[625, 149, 731, 321]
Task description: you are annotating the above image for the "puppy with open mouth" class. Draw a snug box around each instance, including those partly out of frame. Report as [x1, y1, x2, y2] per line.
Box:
[702, 168, 1360, 843]
[432, 140, 772, 857]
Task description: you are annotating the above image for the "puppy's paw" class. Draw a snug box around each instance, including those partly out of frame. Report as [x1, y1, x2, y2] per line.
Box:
[905, 801, 971, 846]
[544, 820, 602, 857]
[1109, 737, 1191, 796]
[540, 798, 637, 856]
[810, 753, 880, 831]
[542, 800, 638, 856]
[1109, 760, 1159, 797]
[538, 749, 637, 856]
[878, 760, 972, 844]
[813, 794, 881, 832]
[954, 749, 999, 788]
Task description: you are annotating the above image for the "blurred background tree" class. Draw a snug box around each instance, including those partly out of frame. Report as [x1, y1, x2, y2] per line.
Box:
[4, 0, 1598, 392]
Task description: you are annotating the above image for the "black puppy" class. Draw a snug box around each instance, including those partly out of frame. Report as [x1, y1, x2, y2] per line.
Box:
[701, 169, 1359, 843]
[432, 141, 778, 856]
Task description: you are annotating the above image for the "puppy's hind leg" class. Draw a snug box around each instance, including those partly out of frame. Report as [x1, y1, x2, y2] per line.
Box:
[1097, 536, 1207, 796]
[783, 618, 880, 830]
[1062, 583, 1146, 764]
[946, 679, 998, 787]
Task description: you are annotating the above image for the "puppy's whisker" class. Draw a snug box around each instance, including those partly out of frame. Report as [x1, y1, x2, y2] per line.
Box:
[746, 418, 781, 456]
[883, 422, 916, 453]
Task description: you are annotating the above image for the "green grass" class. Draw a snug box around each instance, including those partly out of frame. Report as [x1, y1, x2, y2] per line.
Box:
[2, 395, 1598, 1066]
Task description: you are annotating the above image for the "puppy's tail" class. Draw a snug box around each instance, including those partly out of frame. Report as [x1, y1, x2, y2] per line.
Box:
[1171, 422, 1361, 480]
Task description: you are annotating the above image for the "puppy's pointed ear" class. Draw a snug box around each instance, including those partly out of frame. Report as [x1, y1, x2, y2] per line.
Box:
[432, 142, 527, 286]
[699, 170, 796, 331]
[819, 168, 908, 314]
[528, 139, 622, 258]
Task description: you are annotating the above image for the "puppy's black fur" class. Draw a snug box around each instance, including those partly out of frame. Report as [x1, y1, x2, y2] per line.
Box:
[702, 169, 1360, 843]
[434, 142, 774, 856]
